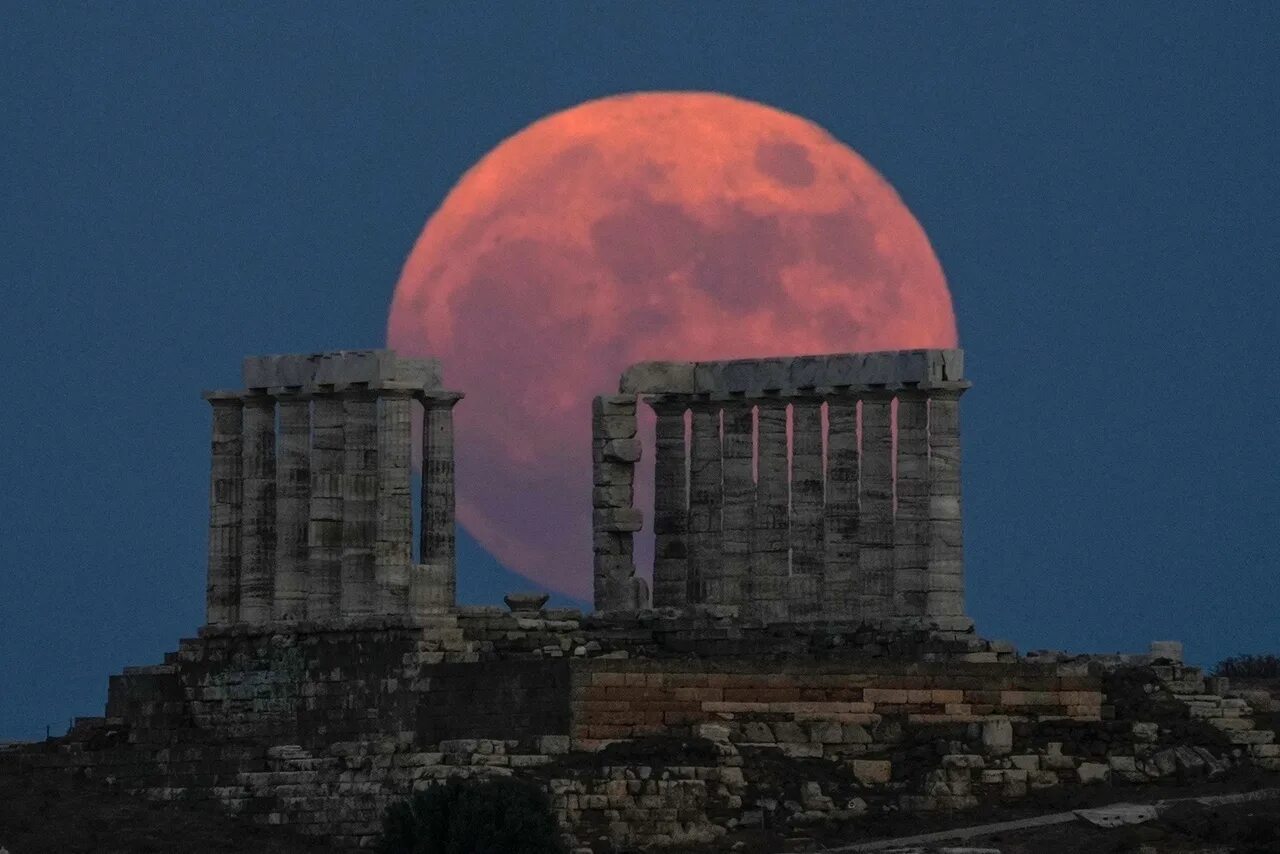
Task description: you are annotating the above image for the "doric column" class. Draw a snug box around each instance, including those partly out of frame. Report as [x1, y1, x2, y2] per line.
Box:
[204, 393, 243, 627]
[790, 399, 825, 580]
[717, 400, 754, 606]
[591, 394, 644, 611]
[307, 395, 344, 622]
[686, 401, 722, 605]
[823, 394, 859, 620]
[420, 393, 462, 589]
[239, 394, 276, 625]
[376, 389, 414, 616]
[749, 398, 788, 620]
[894, 390, 930, 617]
[927, 387, 968, 617]
[650, 398, 688, 608]
[857, 391, 895, 621]
[340, 391, 378, 619]
[272, 394, 310, 623]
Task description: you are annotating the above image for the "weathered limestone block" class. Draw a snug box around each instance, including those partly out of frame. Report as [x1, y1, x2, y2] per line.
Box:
[239, 394, 276, 625]
[307, 395, 344, 622]
[205, 394, 243, 626]
[749, 399, 788, 621]
[650, 401, 688, 608]
[273, 395, 310, 623]
[857, 392, 894, 621]
[242, 349, 441, 391]
[790, 400, 824, 582]
[341, 393, 378, 619]
[715, 402, 753, 606]
[894, 391, 929, 618]
[686, 402, 722, 605]
[822, 395, 859, 619]
[927, 387, 967, 617]
[619, 361, 696, 394]
[375, 392, 413, 616]
[592, 395, 640, 611]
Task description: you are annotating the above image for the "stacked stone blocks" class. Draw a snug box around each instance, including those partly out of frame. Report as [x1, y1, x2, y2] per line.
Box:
[594, 348, 970, 624]
[202, 350, 462, 630]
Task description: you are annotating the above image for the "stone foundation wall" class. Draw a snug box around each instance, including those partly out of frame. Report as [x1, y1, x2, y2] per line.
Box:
[4, 623, 1276, 852]
[570, 660, 1102, 750]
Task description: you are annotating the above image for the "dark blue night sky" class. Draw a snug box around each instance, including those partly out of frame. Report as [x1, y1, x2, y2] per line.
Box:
[2, 3, 1277, 740]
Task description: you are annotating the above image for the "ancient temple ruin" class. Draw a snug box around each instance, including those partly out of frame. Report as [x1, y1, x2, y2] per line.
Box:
[12, 343, 1274, 854]
[592, 349, 969, 626]
[201, 350, 462, 627]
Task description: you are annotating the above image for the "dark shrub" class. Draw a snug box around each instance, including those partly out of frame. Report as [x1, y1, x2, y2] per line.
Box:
[379, 776, 565, 854]
[1213, 654, 1280, 680]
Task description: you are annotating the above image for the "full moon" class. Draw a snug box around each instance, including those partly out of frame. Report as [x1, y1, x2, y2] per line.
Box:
[388, 91, 957, 600]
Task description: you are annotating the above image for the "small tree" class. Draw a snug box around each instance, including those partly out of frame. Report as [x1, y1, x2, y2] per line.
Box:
[1213, 654, 1280, 680]
[379, 776, 566, 854]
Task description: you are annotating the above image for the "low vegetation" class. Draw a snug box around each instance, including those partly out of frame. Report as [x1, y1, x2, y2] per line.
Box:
[378, 776, 565, 854]
[1214, 654, 1280, 680]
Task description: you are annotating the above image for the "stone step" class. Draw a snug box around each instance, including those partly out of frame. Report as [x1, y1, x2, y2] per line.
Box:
[1208, 717, 1255, 732]
[1227, 729, 1275, 745]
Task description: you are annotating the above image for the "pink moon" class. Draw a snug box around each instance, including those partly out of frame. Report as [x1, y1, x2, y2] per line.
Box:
[388, 91, 957, 600]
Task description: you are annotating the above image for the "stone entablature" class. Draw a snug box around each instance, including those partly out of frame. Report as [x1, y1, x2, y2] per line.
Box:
[593, 348, 970, 625]
[202, 349, 462, 630]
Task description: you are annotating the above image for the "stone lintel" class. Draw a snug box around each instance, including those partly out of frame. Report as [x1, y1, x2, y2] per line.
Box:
[621, 349, 966, 396]
[242, 349, 442, 392]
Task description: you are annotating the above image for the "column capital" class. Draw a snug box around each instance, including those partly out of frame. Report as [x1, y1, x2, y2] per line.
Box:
[643, 394, 690, 414]
[418, 390, 465, 408]
[924, 382, 971, 400]
[202, 390, 245, 406]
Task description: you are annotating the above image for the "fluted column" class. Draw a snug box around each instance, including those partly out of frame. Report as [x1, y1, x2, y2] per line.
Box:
[340, 391, 378, 619]
[376, 390, 414, 616]
[205, 394, 243, 627]
[307, 395, 344, 622]
[418, 392, 462, 612]
[650, 399, 688, 608]
[686, 401, 722, 605]
[717, 400, 754, 606]
[749, 398, 788, 620]
[273, 395, 310, 622]
[823, 395, 859, 620]
[927, 387, 968, 617]
[894, 390, 930, 617]
[239, 394, 276, 625]
[857, 391, 894, 621]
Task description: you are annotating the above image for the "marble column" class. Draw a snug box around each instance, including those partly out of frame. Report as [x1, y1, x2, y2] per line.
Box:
[340, 391, 378, 619]
[272, 395, 310, 623]
[239, 394, 276, 625]
[650, 399, 688, 608]
[376, 390, 414, 616]
[590, 394, 643, 611]
[204, 394, 243, 627]
[790, 400, 825, 578]
[894, 390, 930, 618]
[857, 391, 895, 621]
[307, 395, 344, 622]
[823, 395, 860, 620]
[686, 402, 722, 605]
[419, 393, 462, 611]
[927, 387, 968, 617]
[717, 400, 754, 606]
[749, 398, 789, 621]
